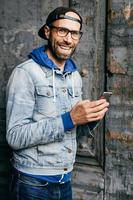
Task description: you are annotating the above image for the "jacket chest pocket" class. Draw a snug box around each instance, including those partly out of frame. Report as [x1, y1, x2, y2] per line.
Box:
[68, 87, 82, 106]
[35, 86, 57, 117]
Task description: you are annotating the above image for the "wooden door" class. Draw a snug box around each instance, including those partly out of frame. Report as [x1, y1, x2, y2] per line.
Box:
[70, 0, 106, 199]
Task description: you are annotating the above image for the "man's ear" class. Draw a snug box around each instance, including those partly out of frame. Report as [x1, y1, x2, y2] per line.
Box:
[44, 25, 50, 39]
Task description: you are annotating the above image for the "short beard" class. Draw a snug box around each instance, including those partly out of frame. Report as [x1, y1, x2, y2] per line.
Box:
[47, 41, 75, 61]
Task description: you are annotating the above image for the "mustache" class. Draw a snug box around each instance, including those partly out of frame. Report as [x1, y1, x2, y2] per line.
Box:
[58, 42, 74, 48]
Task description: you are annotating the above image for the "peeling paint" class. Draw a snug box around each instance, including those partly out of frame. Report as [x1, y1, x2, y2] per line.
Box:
[108, 0, 133, 24]
[108, 47, 129, 74]
[129, 119, 133, 128]
[108, 9, 121, 23]
[106, 131, 133, 144]
[85, 16, 93, 25]
[11, 43, 25, 58]
[80, 67, 89, 78]
[108, 55, 126, 74]
[123, 3, 133, 24]
[108, 0, 121, 23]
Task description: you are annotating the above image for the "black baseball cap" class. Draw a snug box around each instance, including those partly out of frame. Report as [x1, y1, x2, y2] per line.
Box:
[38, 6, 83, 40]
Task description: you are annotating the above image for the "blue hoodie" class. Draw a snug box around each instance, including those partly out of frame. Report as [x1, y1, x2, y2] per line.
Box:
[28, 45, 77, 73]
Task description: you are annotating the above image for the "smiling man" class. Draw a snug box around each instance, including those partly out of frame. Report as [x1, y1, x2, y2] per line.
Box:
[6, 7, 109, 200]
[39, 8, 82, 67]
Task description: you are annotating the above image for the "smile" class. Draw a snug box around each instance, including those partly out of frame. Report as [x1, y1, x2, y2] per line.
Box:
[59, 45, 71, 50]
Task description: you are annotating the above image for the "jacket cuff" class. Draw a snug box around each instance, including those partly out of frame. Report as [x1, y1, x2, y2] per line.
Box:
[61, 112, 75, 131]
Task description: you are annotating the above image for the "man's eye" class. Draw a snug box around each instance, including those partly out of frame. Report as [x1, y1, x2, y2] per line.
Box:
[59, 28, 67, 34]
[71, 31, 79, 36]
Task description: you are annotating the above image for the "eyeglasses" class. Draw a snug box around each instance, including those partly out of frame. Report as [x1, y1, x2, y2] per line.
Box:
[49, 25, 83, 40]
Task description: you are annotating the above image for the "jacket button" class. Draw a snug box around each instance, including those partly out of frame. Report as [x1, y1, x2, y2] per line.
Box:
[47, 91, 51, 96]
[68, 149, 72, 153]
[64, 168, 68, 171]
[62, 89, 66, 93]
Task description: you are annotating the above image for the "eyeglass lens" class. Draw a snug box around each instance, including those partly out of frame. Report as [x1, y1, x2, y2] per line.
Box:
[50, 25, 82, 39]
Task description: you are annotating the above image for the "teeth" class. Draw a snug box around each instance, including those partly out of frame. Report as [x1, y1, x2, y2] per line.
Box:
[60, 46, 70, 50]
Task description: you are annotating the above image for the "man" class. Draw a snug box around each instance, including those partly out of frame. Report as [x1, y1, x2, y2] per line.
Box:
[6, 7, 109, 200]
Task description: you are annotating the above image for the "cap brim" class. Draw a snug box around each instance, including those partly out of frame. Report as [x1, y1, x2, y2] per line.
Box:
[38, 24, 47, 39]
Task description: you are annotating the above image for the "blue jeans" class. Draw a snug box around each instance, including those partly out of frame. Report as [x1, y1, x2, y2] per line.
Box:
[9, 169, 72, 200]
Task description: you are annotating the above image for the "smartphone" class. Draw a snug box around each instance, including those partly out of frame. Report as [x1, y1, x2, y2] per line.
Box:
[100, 91, 112, 100]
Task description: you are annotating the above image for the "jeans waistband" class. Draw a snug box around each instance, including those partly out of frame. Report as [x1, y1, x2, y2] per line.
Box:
[13, 168, 69, 186]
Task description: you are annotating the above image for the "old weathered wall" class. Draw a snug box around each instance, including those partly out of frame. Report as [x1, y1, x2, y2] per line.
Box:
[105, 0, 133, 199]
[0, 0, 133, 200]
[0, 1, 106, 199]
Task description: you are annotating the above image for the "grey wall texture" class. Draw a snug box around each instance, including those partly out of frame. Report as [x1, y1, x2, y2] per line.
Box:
[0, 0, 133, 200]
[105, 0, 133, 199]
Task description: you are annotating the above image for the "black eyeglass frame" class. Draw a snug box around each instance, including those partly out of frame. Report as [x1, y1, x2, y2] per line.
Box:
[49, 25, 83, 40]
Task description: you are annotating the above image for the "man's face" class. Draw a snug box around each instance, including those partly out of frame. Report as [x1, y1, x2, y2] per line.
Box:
[45, 12, 81, 61]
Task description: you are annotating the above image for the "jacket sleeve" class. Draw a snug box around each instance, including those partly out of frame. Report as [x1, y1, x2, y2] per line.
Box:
[6, 67, 65, 150]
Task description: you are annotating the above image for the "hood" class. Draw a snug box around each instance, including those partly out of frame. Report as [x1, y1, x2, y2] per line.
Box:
[28, 45, 77, 73]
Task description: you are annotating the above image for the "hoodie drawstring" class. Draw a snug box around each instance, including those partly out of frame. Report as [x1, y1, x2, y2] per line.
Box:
[53, 70, 75, 102]
[52, 69, 56, 102]
[72, 72, 75, 98]
[59, 174, 64, 183]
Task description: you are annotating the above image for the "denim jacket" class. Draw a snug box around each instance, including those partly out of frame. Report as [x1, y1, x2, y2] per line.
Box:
[6, 58, 85, 175]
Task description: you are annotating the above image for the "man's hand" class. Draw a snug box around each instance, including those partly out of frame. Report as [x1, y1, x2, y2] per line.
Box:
[70, 99, 109, 125]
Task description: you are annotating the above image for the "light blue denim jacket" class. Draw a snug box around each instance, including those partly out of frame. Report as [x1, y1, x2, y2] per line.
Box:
[6, 57, 85, 175]
[6, 46, 97, 176]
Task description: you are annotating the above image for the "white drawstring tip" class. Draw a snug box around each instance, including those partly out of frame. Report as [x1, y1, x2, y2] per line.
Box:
[53, 97, 56, 102]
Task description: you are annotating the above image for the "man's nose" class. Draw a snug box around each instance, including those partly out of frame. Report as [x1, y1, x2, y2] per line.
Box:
[64, 32, 73, 43]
